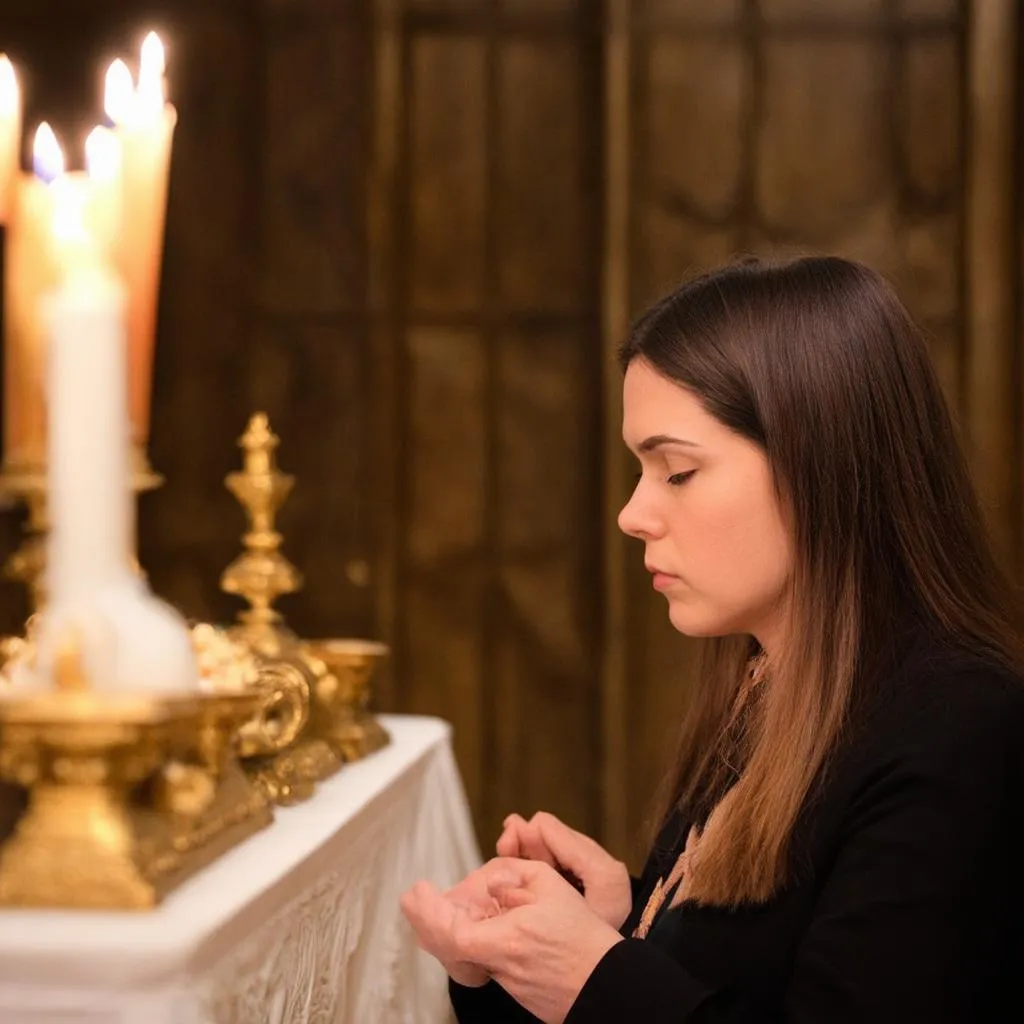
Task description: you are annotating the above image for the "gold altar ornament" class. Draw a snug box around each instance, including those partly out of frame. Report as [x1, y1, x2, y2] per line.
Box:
[219, 413, 340, 803]
[300, 638, 390, 762]
[0, 629, 271, 910]
[0, 633, 197, 909]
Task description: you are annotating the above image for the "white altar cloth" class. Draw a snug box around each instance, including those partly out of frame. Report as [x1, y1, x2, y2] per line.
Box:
[0, 715, 480, 1024]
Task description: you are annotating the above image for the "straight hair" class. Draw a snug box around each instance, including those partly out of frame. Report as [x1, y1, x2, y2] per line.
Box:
[620, 256, 1023, 906]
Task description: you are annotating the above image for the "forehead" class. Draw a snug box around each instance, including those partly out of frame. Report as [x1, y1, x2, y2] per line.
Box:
[622, 361, 712, 439]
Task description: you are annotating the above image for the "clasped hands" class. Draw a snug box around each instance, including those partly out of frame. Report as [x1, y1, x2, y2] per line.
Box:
[401, 812, 631, 1024]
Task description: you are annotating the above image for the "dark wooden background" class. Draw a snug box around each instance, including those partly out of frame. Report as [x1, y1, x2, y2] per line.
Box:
[0, 0, 1019, 866]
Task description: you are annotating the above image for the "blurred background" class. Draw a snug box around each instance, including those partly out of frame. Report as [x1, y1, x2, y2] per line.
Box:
[0, 0, 1020, 867]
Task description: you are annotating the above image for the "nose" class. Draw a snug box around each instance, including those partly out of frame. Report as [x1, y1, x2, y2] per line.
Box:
[617, 481, 664, 541]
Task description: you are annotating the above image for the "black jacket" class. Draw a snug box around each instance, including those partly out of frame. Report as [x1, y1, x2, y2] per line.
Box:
[450, 640, 1024, 1022]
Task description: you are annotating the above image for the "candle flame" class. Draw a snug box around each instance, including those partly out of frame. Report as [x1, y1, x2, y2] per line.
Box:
[138, 32, 166, 113]
[104, 59, 135, 126]
[140, 32, 166, 78]
[85, 126, 121, 182]
[33, 122, 64, 184]
[0, 55, 18, 117]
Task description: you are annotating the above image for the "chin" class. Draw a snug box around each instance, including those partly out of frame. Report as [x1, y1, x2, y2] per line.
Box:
[666, 601, 732, 638]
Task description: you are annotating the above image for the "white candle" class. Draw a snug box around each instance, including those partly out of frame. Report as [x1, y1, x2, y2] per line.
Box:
[35, 185, 199, 694]
[104, 35, 176, 450]
[3, 123, 66, 469]
[45, 193, 130, 600]
[0, 54, 20, 225]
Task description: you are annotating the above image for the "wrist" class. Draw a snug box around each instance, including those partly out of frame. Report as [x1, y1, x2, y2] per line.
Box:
[450, 963, 490, 988]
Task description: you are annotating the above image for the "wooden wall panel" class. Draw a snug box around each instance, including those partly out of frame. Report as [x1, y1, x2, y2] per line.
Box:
[757, 41, 889, 241]
[402, 327, 488, 817]
[634, 36, 747, 305]
[642, 0, 740, 27]
[259, 11, 368, 315]
[497, 40, 585, 313]
[493, 329, 598, 835]
[408, 37, 487, 315]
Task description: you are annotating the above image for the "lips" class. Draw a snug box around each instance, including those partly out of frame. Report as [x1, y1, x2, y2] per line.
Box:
[646, 564, 678, 591]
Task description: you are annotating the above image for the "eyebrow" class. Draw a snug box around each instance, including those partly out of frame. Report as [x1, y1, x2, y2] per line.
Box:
[637, 434, 701, 453]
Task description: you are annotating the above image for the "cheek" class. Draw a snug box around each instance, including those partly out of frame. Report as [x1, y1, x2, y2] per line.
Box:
[673, 480, 791, 600]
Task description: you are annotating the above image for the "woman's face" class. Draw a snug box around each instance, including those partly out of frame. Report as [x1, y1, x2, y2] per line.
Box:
[618, 359, 794, 651]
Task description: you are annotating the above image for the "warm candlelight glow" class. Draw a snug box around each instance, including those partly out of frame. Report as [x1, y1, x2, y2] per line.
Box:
[137, 33, 166, 113]
[104, 60, 135, 126]
[50, 178, 90, 259]
[0, 55, 16, 116]
[85, 126, 121, 182]
[0, 53, 20, 225]
[102, 30, 176, 451]
[33, 123, 64, 183]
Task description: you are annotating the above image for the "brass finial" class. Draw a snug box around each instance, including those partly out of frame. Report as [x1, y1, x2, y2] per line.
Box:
[221, 414, 302, 653]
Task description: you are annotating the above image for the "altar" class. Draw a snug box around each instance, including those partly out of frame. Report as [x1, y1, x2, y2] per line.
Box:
[0, 715, 478, 1024]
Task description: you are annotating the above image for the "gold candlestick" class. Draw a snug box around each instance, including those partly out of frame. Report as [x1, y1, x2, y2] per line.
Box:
[300, 639, 390, 762]
[220, 413, 338, 803]
[0, 625, 272, 909]
[0, 633, 201, 909]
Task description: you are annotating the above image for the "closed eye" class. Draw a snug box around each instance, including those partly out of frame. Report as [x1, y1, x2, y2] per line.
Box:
[668, 471, 696, 486]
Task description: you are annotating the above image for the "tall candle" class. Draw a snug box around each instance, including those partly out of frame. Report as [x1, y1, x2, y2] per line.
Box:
[84, 126, 122, 260]
[105, 35, 176, 449]
[45, 187, 130, 600]
[39, 184, 198, 693]
[0, 55, 20, 226]
[3, 124, 65, 469]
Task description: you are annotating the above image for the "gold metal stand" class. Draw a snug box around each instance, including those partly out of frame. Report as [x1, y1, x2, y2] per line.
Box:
[166, 689, 273, 867]
[0, 627, 272, 910]
[0, 443, 163, 615]
[219, 414, 339, 803]
[0, 639, 201, 909]
[300, 639, 390, 762]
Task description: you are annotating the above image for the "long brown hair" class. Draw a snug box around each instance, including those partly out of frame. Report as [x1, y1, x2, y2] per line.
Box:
[621, 256, 1023, 907]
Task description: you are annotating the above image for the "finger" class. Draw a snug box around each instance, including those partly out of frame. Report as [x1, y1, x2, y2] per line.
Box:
[495, 823, 521, 858]
[483, 857, 555, 894]
[488, 884, 537, 910]
[400, 880, 439, 919]
[516, 821, 558, 866]
[532, 812, 596, 878]
[401, 883, 457, 956]
[451, 903, 520, 967]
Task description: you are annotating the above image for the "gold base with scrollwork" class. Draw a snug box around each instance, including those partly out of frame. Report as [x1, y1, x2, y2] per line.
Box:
[0, 655, 272, 909]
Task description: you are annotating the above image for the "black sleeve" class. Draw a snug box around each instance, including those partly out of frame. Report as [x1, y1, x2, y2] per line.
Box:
[565, 680, 1024, 1023]
[449, 978, 542, 1023]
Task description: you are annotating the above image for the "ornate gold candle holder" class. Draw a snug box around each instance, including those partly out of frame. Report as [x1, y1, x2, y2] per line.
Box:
[164, 687, 273, 866]
[0, 443, 162, 615]
[219, 414, 339, 804]
[0, 639, 201, 910]
[299, 639, 390, 762]
[0, 627, 273, 909]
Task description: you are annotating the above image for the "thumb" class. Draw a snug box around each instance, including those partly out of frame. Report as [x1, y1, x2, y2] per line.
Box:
[533, 814, 597, 878]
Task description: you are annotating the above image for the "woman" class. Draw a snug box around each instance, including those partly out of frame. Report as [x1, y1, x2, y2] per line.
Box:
[401, 256, 1024, 1022]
